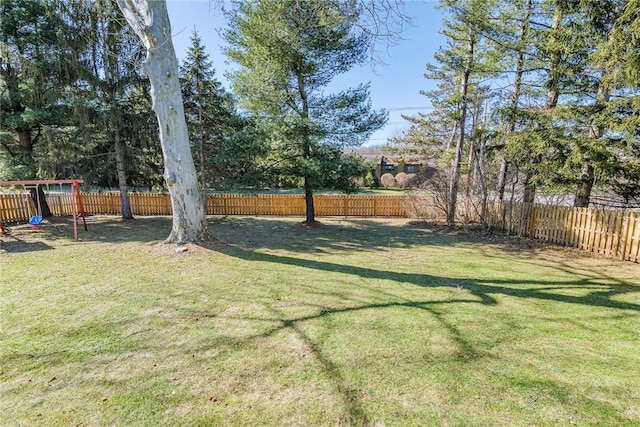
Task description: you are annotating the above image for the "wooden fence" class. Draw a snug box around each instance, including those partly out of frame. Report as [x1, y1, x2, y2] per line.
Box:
[1, 191, 638, 263]
[0, 192, 408, 219]
[457, 200, 639, 263]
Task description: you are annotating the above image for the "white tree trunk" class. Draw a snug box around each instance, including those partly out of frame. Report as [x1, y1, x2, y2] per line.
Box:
[116, 0, 208, 243]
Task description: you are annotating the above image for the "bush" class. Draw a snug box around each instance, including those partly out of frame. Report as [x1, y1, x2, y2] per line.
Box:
[380, 173, 397, 188]
[363, 170, 379, 188]
[395, 172, 407, 188]
[404, 168, 450, 221]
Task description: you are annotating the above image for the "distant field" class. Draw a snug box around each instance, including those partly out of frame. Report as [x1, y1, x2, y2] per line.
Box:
[1, 216, 639, 426]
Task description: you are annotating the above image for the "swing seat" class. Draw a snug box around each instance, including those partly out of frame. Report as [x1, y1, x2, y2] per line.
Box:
[29, 215, 43, 226]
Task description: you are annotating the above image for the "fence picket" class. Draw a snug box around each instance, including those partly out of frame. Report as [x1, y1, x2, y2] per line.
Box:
[592, 210, 603, 254]
[627, 213, 637, 261]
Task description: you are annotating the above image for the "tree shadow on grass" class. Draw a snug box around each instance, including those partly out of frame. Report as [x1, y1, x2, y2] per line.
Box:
[1, 216, 171, 246]
[203, 241, 640, 313]
[0, 234, 53, 253]
[260, 297, 486, 425]
[6, 216, 636, 425]
[193, 235, 639, 423]
[208, 216, 528, 255]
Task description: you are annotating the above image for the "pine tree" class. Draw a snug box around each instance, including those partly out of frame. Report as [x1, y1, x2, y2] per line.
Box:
[509, 0, 619, 206]
[224, 0, 387, 224]
[81, 0, 145, 219]
[180, 30, 232, 206]
[592, 0, 640, 206]
[392, 0, 498, 226]
[0, 0, 87, 178]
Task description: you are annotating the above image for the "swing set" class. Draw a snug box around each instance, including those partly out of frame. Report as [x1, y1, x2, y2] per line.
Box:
[0, 179, 87, 240]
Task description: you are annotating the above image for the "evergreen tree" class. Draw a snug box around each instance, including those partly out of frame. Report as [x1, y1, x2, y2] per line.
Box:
[82, 0, 145, 219]
[180, 31, 231, 196]
[394, 0, 638, 214]
[180, 30, 268, 192]
[0, 0, 87, 178]
[224, 0, 387, 224]
[119, 83, 164, 190]
[391, 0, 498, 226]
[505, 0, 621, 207]
[592, 0, 640, 206]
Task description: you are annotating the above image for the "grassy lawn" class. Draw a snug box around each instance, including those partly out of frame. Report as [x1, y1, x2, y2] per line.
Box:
[1, 215, 639, 426]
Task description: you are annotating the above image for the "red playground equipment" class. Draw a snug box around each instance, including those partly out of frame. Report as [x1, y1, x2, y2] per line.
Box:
[0, 179, 87, 240]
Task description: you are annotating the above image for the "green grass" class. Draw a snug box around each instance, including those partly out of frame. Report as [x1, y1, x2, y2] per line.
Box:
[1, 215, 639, 426]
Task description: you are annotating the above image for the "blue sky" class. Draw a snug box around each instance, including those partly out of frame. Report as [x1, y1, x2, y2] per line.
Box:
[166, 0, 445, 146]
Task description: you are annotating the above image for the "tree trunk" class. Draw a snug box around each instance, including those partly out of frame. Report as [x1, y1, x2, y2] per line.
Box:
[18, 130, 33, 153]
[304, 177, 315, 224]
[466, 94, 483, 198]
[199, 101, 207, 214]
[295, 64, 316, 225]
[447, 33, 473, 226]
[574, 159, 594, 207]
[29, 186, 52, 218]
[474, 140, 488, 233]
[522, 4, 562, 204]
[522, 168, 536, 203]
[573, 72, 610, 207]
[497, 158, 509, 201]
[116, 0, 207, 243]
[114, 124, 134, 219]
[446, 122, 458, 150]
[497, 0, 532, 202]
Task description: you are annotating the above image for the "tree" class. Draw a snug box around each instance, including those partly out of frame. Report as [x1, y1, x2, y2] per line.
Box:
[442, 3, 478, 226]
[0, 0, 77, 176]
[116, 0, 208, 243]
[0, 0, 92, 215]
[181, 30, 224, 209]
[394, 0, 495, 226]
[493, 0, 533, 202]
[393, 0, 639, 215]
[224, 0, 386, 224]
[591, 0, 640, 206]
[82, 0, 145, 219]
[180, 31, 269, 192]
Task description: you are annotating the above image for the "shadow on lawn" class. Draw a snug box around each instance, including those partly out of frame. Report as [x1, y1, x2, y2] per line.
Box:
[4, 215, 554, 254]
[0, 235, 53, 253]
[257, 297, 484, 425]
[1, 215, 170, 245]
[5, 216, 635, 425]
[203, 240, 640, 313]
[208, 216, 547, 255]
[195, 239, 639, 424]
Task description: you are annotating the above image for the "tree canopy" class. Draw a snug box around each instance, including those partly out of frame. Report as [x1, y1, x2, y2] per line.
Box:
[224, 0, 387, 223]
[389, 0, 640, 222]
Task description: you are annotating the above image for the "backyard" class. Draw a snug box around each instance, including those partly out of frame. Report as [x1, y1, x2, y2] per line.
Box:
[1, 215, 639, 426]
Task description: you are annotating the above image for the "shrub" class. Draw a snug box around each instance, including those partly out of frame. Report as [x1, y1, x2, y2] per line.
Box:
[395, 172, 407, 188]
[404, 168, 450, 221]
[380, 173, 396, 188]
